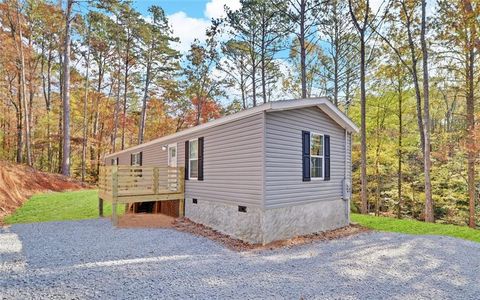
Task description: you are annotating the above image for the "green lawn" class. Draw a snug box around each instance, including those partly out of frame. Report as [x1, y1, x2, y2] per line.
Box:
[352, 213, 480, 243]
[5, 190, 480, 244]
[4, 189, 124, 224]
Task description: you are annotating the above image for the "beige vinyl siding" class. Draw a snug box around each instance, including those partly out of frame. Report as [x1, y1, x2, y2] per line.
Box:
[264, 107, 349, 209]
[106, 152, 133, 166]
[105, 113, 264, 207]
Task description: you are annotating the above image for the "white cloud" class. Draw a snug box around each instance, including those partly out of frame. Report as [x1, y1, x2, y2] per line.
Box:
[204, 0, 241, 19]
[167, 0, 242, 53]
[168, 11, 211, 53]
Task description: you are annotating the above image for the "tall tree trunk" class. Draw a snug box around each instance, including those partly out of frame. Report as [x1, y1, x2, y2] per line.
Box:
[90, 62, 104, 177]
[299, 0, 307, 98]
[348, 0, 369, 214]
[345, 67, 352, 115]
[112, 14, 122, 153]
[15, 75, 23, 164]
[466, 30, 476, 228]
[402, 2, 426, 154]
[27, 33, 37, 167]
[261, 48, 266, 103]
[81, 21, 91, 182]
[397, 77, 403, 219]
[46, 50, 53, 171]
[240, 59, 246, 109]
[375, 104, 381, 216]
[97, 121, 105, 174]
[41, 43, 53, 171]
[408, 55, 425, 156]
[61, 0, 73, 176]
[112, 70, 121, 153]
[252, 64, 257, 107]
[138, 57, 151, 145]
[333, 1, 339, 107]
[16, 2, 31, 166]
[57, 46, 63, 173]
[359, 32, 368, 214]
[261, 11, 267, 104]
[420, 0, 434, 222]
[461, 0, 477, 228]
[121, 34, 131, 150]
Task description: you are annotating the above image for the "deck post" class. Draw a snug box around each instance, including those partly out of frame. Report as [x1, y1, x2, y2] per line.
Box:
[111, 165, 119, 226]
[99, 197, 104, 217]
[153, 167, 159, 194]
[178, 167, 185, 217]
[98, 166, 105, 217]
[179, 198, 185, 217]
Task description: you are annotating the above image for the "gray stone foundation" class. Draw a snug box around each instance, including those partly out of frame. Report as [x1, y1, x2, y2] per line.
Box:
[185, 198, 349, 244]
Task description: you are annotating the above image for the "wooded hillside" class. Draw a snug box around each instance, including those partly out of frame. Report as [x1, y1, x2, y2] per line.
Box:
[0, 0, 478, 227]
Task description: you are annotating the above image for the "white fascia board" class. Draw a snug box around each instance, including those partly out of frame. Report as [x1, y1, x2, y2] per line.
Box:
[267, 97, 360, 133]
[105, 97, 358, 159]
[105, 104, 266, 158]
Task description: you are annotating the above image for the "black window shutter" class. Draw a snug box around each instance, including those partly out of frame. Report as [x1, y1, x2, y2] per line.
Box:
[324, 135, 330, 181]
[198, 137, 204, 181]
[139, 152, 143, 166]
[302, 131, 311, 182]
[116, 157, 119, 165]
[184, 140, 189, 180]
[130, 154, 133, 166]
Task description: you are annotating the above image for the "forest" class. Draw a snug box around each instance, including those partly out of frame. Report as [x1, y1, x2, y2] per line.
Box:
[0, 0, 478, 227]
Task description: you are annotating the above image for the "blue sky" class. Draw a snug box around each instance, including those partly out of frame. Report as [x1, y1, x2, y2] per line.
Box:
[132, 0, 241, 53]
[133, 0, 207, 18]
[124, 0, 393, 54]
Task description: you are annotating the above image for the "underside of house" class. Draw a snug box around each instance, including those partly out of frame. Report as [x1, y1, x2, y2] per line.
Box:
[100, 98, 359, 244]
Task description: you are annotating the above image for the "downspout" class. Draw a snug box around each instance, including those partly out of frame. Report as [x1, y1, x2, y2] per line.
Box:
[344, 128, 349, 223]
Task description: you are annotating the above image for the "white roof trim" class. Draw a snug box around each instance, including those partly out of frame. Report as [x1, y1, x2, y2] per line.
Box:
[105, 97, 359, 158]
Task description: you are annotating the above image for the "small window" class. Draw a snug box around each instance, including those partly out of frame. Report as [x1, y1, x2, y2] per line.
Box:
[310, 133, 324, 178]
[111, 158, 119, 165]
[131, 152, 141, 166]
[189, 139, 198, 179]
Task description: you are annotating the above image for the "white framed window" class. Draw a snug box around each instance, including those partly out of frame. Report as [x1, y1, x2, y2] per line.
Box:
[111, 158, 119, 165]
[310, 133, 324, 179]
[189, 139, 198, 179]
[131, 152, 142, 166]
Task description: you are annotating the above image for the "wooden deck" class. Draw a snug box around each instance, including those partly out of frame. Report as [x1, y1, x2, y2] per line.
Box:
[98, 166, 185, 225]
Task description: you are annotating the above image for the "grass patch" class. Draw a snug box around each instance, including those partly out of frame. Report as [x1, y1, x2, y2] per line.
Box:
[352, 213, 480, 243]
[4, 190, 124, 224]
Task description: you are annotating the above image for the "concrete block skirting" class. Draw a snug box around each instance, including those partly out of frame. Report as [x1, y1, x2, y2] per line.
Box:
[185, 199, 264, 244]
[262, 199, 349, 244]
[185, 198, 349, 244]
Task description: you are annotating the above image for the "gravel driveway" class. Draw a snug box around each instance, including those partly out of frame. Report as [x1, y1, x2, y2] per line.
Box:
[1, 219, 480, 299]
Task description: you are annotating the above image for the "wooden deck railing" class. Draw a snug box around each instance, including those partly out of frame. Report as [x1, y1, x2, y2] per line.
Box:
[98, 166, 185, 224]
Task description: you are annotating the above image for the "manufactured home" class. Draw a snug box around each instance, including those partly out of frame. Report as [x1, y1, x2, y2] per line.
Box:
[102, 98, 358, 244]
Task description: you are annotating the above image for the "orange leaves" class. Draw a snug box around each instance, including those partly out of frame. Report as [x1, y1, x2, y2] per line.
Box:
[184, 95, 222, 127]
[144, 98, 176, 141]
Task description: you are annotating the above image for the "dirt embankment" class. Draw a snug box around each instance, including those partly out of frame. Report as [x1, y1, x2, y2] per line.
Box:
[0, 161, 87, 221]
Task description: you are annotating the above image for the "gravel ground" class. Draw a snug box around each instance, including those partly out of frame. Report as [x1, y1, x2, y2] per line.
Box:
[1, 219, 480, 300]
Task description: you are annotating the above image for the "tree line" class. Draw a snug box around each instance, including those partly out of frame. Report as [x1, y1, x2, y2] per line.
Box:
[0, 0, 478, 227]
